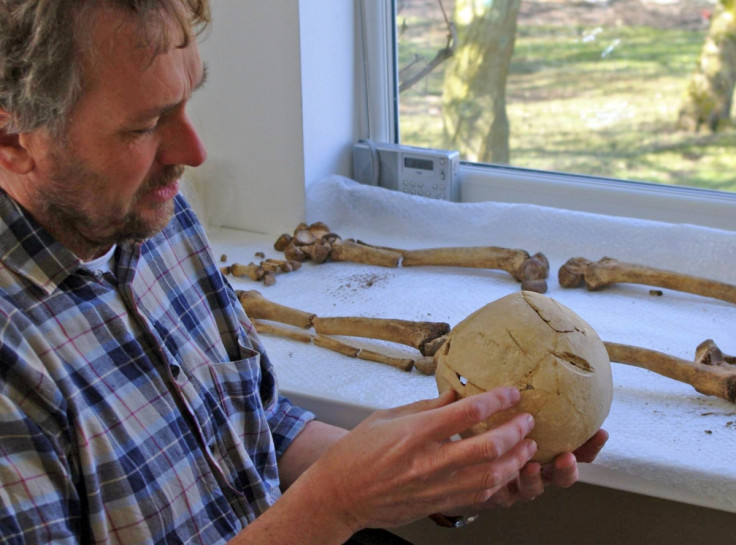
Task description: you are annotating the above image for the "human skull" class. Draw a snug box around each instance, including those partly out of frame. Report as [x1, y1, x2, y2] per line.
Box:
[435, 291, 612, 463]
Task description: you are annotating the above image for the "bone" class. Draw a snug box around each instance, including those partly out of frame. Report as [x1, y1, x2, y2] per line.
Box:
[559, 257, 736, 305]
[312, 316, 450, 355]
[274, 223, 549, 291]
[313, 335, 415, 372]
[230, 262, 264, 281]
[237, 290, 316, 329]
[237, 291, 449, 372]
[240, 291, 736, 402]
[329, 239, 402, 267]
[252, 320, 313, 343]
[349, 242, 549, 292]
[239, 290, 449, 352]
[605, 340, 736, 403]
[402, 247, 548, 282]
[252, 320, 416, 372]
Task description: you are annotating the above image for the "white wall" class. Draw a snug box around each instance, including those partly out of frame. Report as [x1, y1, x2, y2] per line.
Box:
[187, 1, 357, 235]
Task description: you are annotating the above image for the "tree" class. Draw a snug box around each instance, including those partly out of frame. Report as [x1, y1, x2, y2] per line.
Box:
[678, 0, 736, 132]
[441, 0, 522, 164]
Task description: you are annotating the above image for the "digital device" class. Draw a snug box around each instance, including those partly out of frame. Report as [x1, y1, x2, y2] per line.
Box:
[353, 140, 460, 201]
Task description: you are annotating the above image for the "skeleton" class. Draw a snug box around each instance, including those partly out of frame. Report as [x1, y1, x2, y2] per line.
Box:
[559, 257, 736, 305]
[274, 222, 550, 292]
[237, 290, 736, 404]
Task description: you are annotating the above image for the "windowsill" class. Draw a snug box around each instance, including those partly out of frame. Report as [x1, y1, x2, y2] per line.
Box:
[206, 176, 736, 514]
[460, 163, 736, 232]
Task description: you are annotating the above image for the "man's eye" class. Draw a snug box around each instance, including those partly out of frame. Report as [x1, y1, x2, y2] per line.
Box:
[130, 118, 161, 135]
[133, 125, 157, 135]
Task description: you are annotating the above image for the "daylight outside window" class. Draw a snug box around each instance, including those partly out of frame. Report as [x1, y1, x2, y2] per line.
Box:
[396, 0, 736, 194]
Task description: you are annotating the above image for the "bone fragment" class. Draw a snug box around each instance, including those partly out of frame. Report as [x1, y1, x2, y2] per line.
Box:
[230, 262, 264, 281]
[559, 257, 736, 305]
[302, 242, 332, 264]
[237, 290, 316, 329]
[312, 316, 450, 355]
[696, 339, 736, 366]
[605, 340, 736, 403]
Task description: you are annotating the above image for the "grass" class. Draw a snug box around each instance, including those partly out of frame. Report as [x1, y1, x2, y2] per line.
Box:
[397, 8, 736, 192]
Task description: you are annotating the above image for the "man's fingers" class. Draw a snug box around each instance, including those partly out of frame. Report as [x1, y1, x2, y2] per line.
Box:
[516, 462, 545, 499]
[441, 411, 535, 470]
[380, 390, 456, 420]
[572, 429, 609, 463]
[542, 452, 578, 487]
[435, 437, 537, 503]
[415, 387, 523, 442]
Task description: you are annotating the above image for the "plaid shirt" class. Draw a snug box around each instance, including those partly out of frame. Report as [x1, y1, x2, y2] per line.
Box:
[0, 191, 314, 544]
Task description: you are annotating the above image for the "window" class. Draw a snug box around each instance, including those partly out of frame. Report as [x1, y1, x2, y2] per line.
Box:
[360, 0, 736, 230]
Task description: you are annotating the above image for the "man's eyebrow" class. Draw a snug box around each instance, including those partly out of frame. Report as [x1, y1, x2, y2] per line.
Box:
[129, 62, 208, 123]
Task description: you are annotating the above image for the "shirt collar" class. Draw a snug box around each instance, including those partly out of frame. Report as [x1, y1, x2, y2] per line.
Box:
[0, 190, 84, 295]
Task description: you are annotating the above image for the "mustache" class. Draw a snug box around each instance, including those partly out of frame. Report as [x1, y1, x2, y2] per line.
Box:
[144, 165, 185, 191]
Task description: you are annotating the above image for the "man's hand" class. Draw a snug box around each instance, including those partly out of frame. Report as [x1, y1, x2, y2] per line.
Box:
[235, 391, 608, 544]
[445, 428, 609, 510]
[291, 387, 538, 534]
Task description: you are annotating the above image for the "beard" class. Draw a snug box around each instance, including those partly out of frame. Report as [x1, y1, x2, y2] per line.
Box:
[39, 146, 184, 257]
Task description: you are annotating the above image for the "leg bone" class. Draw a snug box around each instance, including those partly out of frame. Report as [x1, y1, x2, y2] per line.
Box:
[605, 340, 736, 403]
[559, 257, 736, 305]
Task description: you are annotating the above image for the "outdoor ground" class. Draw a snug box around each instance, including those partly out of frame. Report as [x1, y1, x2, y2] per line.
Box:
[397, 0, 736, 192]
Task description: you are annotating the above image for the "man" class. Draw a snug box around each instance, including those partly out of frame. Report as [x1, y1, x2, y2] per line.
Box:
[0, 1, 607, 543]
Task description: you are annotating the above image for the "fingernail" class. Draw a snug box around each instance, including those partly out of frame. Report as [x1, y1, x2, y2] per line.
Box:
[507, 388, 521, 403]
[526, 413, 535, 427]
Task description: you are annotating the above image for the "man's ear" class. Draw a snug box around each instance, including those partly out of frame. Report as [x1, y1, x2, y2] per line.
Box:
[0, 111, 34, 174]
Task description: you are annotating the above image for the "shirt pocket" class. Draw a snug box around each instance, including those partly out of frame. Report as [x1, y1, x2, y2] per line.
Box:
[189, 346, 263, 422]
[184, 347, 276, 495]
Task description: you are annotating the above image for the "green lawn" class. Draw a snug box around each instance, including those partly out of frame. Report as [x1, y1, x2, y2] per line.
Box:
[398, 16, 736, 192]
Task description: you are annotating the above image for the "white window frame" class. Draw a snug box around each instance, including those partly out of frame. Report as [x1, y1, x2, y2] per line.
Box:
[361, 0, 736, 232]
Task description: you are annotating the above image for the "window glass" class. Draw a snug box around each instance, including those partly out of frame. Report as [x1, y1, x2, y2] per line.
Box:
[396, 0, 736, 193]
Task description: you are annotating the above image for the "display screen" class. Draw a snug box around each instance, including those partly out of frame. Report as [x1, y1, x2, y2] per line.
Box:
[404, 156, 434, 171]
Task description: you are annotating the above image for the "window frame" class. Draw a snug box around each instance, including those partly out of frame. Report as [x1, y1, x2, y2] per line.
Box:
[361, 0, 736, 232]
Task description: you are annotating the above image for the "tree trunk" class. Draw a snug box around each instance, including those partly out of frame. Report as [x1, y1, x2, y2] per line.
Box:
[442, 0, 522, 164]
[678, 0, 736, 132]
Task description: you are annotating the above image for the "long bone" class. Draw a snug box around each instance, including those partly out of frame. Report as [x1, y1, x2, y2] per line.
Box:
[312, 316, 450, 355]
[275, 223, 549, 292]
[559, 257, 736, 305]
[236, 289, 450, 356]
[251, 320, 419, 372]
[604, 340, 736, 403]
[333, 240, 549, 293]
[237, 290, 736, 403]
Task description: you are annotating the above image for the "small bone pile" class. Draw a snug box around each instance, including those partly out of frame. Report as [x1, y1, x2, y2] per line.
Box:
[271, 222, 551, 292]
[222, 257, 303, 286]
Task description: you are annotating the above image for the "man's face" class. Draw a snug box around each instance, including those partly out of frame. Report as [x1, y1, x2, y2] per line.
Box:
[21, 8, 207, 257]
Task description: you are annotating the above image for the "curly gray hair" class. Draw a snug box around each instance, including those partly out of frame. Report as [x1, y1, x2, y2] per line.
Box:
[0, 0, 210, 136]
